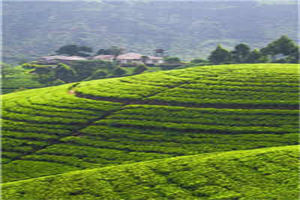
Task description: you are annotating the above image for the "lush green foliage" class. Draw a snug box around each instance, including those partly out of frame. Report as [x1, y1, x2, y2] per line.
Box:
[96, 46, 124, 57]
[231, 43, 251, 63]
[2, 64, 299, 198]
[14, 60, 170, 92]
[206, 36, 299, 65]
[2, 64, 44, 94]
[55, 45, 93, 57]
[164, 57, 181, 64]
[261, 35, 299, 63]
[208, 45, 232, 65]
[76, 64, 299, 109]
[133, 64, 148, 75]
[2, 145, 299, 200]
[21, 60, 115, 85]
[2, 84, 122, 181]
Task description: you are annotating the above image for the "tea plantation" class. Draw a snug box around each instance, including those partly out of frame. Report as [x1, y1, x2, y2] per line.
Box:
[2, 63, 299, 199]
[2, 146, 299, 200]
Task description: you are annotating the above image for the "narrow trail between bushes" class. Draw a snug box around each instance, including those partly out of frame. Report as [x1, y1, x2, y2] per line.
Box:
[6, 103, 128, 165]
[9, 80, 197, 165]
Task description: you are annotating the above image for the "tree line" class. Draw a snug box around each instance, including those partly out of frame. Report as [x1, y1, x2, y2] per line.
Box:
[55, 35, 298, 65]
[204, 35, 299, 65]
[55, 45, 125, 58]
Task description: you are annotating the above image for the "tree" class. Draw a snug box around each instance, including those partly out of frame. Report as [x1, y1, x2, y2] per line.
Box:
[190, 58, 210, 65]
[110, 46, 124, 58]
[89, 70, 107, 80]
[96, 46, 124, 58]
[96, 49, 109, 55]
[55, 45, 93, 57]
[288, 46, 299, 63]
[112, 67, 126, 76]
[56, 45, 77, 56]
[33, 70, 56, 84]
[208, 45, 232, 64]
[261, 35, 299, 62]
[231, 43, 250, 63]
[141, 56, 149, 64]
[55, 63, 77, 83]
[133, 64, 148, 74]
[246, 49, 268, 63]
[164, 57, 181, 64]
[77, 46, 93, 57]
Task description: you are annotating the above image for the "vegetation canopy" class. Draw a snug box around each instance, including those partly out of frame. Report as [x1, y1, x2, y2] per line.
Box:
[55, 45, 93, 57]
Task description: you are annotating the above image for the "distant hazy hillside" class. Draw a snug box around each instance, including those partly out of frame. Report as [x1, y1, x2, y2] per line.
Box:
[3, 1, 298, 63]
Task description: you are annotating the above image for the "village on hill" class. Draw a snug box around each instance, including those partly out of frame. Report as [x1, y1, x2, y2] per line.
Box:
[4, 36, 298, 94]
[38, 52, 165, 65]
[16, 46, 186, 89]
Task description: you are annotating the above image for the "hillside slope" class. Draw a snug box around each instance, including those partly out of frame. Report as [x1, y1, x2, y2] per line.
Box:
[2, 145, 299, 200]
[2, 65, 45, 94]
[2, 63, 299, 183]
[3, 1, 298, 63]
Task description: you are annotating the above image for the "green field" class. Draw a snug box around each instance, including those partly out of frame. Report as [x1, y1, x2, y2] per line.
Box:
[2, 63, 299, 199]
[2, 145, 299, 200]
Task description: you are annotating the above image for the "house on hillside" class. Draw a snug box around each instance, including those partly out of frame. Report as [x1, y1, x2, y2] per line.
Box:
[146, 56, 165, 64]
[38, 55, 87, 64]
[116, 53, 164, 65]
[116, 53, 144, 64]
[93, 55, 115, 62]
[38, 53, 164, 65]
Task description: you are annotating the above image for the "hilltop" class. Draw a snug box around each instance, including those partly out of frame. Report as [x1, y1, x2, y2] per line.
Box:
[2, 145, 299, 200]
[2, 63, 299, 186]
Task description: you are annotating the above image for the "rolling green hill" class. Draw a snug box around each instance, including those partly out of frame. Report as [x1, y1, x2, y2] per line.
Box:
[2, 63, 299, 187]
[2, 145, 299, 200]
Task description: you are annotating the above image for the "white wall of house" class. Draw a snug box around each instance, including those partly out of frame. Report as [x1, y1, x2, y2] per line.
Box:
[145, 59, 164, 64]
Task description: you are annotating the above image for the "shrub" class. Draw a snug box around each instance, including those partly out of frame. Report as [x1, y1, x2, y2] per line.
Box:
[133, 64, 148, 74]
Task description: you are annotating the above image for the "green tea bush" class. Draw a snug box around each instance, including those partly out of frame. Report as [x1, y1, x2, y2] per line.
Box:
[2, 146, 299, 200]
[2, 63, 299, 191]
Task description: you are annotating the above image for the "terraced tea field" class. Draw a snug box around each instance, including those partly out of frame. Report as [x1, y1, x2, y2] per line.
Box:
[2, 64, 299, 199]
[3, 146, 299, 200]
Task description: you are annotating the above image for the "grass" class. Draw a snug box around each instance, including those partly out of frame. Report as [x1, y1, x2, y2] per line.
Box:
[2, 145, 299, 200]
[1, 63, 299, 198]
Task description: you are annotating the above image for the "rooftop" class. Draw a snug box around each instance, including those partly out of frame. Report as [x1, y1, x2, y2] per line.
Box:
[117, 53, 144, 60]
[41, 56, 87, 61]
